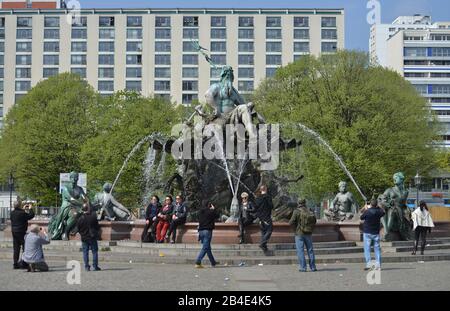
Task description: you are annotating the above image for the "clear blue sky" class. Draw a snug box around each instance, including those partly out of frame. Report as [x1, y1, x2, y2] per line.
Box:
[79, 0, 450, 51]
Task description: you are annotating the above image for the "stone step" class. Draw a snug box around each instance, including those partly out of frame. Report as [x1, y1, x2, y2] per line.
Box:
[390, 238, 450, 247]
[394, 243, 450, 253]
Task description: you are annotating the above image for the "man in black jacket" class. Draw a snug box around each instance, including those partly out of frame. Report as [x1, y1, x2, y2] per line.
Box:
[10, 200, 35, 269]
[195, 203, 219, 268]
[255, 185, 273, 254]
[166, 194, 188, 243]
[76, 204, 101, 271]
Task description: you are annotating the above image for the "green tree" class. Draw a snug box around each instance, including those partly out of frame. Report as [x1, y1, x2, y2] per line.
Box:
[254, 51, 440, 204]
[0, 73, 100, 204]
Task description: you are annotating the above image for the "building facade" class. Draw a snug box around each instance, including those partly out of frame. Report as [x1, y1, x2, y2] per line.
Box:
[0, 7, 345, 128]
[370, 15, 450, 147]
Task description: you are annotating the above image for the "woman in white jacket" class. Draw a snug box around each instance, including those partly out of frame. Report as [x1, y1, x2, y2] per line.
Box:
[411, 201, 435, 255]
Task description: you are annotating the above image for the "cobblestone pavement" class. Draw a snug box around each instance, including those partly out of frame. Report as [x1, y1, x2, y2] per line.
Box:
[1, 259, 449, 291]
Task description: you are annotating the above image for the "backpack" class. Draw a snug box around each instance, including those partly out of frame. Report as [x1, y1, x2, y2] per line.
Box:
[299, 208, 317, 234]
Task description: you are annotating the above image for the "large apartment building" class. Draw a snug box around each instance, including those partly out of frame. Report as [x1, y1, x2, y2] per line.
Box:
[0, 5, 345, 128]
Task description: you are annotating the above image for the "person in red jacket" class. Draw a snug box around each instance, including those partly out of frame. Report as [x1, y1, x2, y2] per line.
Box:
[156, 195, 173, 243]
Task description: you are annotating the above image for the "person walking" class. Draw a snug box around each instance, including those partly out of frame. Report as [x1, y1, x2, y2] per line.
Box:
[255, 185, 273, 254]
[22, 224, 50, 272]
[238, 192, 256, 244]
[76, 204, 101, 271]
[411, 200, 435, 255]
[141, 195, 161, 243]
[360, 199, 385, 270]
[166, 195, 188, 243]
[156, 195, 173, 243]
[195, 202, 219, 268]
[10, 200, 35, 269]
[289, 199, 317, 272]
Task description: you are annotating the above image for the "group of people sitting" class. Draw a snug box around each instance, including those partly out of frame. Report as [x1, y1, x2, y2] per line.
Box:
[141, 194, 188, 244]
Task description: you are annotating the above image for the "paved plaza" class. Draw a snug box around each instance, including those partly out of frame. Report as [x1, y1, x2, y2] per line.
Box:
[1, 259, 449, 291]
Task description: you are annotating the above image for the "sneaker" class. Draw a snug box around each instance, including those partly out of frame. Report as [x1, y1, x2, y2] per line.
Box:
[195, 264, 204, 269]
[93, 266, 101, 271]
[311, 268, 318, 272]
[299, 269, 307, 272]
[170, 240, 175, 244]
[364, 267, 371, 271]
[211, 261, 220, 268]
[85, 266, 90, 271]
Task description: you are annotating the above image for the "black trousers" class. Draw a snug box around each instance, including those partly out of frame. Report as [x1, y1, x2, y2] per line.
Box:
[167, 218, 186, 242]
[141, 220, 157, 242]
[259, 220, 273, 248]
[414, 226, 428, 253]
[12, 232, 26, 266]
[238, 215, 255, 242]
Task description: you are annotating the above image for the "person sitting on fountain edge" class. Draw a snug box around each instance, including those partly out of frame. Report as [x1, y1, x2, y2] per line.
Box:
[166, 194, 188, 244]
[156, 195, 174, 243]
[238, 192, 256, 244]
[141, 195, 161, 243]
[255, 185, 274, 254]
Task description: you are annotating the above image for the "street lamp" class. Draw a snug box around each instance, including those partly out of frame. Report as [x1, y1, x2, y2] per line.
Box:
[414, 172, 422, 208]
[8, 173, 14, 210]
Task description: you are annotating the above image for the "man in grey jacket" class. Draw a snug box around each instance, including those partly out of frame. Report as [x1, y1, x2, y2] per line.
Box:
[22, 224, 50, 272]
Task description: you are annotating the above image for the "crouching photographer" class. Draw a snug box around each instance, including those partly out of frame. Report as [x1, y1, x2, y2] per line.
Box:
[22, 224, 50, 272]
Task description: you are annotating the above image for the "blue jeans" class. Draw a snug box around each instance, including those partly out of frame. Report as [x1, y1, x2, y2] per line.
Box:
[295, 235, 316, 271]
[363, 233, 381, 268]
[195, 230, 216, 265]
[82, 239, 99, 269]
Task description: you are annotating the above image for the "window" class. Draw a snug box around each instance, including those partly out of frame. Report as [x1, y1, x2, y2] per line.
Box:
[266, 29, 282, 39]
[72, 29, 87, 39]
[266, 55, 282, 65]
[154, 67, 170, 78]
[71, 68, 86, 78]
[431, 85, 450, 94]
[127, 42, 143, 52]
[44, 29, 59, 39]
[211, 55, 226, 65]
[183, 28, 198, 39]
[183, 41, 196, 52]
[15, 94, 25, 104]
[155, 81, 170, 91]
[238, 41, 254, 52]
[155, 41, 171, 52]
[431, 73, 450, 78]
[0, 29, 4, 39]
[127, 16, 142, 27]
[98, 68, 114, 78]
[183, 54, 198, 65]
[156, 16, 171, 27]
[404, 47, 427, 57]
[239, 17, 253, 27]
[322, 17, 336, 27]
[211, 67, 222, 78]
[183, 16, 198, 27]
[266, 42, 282, 53]
[99, 55, 114, 65]
[155, 55, 171, 65]
[127, 29, 142, 39]
[98, 81, 114, 92]
[99, 16, 115, 27]
[126, 81, 142, 92]
[238, 81, 254, 92]
[126, 55, 142, 65]
[182, 94, 198, 104]
[182, 81, 198, 91]
[294, 17, 309, 27]
[44, 17, 59, 28]
[71, 42, 87, 52]
[211, 41, 226, 52]
[156, 94, 171, 101]
[43, 55, 59, 65]
[17, 29, 32, 39]
[322, 42, 337, 52]
[44, 42, 59, 52]
[238, 68, 254, 78]
[99, 29, 115, 39]
[294, 42, 309, 53]
[72, 16, 87, 27]
[16, 42, 32, 52]
[239, 54, 254, 65]
[43, 68, 58, 78]
[0, 17, 5, 28]
[15, 81, 31, 92]
[238, 29, 254, 39]
[16, 55, 31, 65]
[211, 28, 226, 39]
[413, 84, 427, 94]
[0, 42, 3, 53]
[211, 16, 226, 27]
[431, 47, 450, 57]
[183, 67, 198, 78]
[71, 55, 86, 65]
[99, 42, 115, 52]
[17, 17, 32, 27]
[16, 68, 31, 78]
[294, 29, 309, 39]
[266, 17, 281, 27]
[322, 29, 337, 40]
[155, 29, 171, 39]
[127, 67, 142, 78]
[266, 67, 277, 77]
